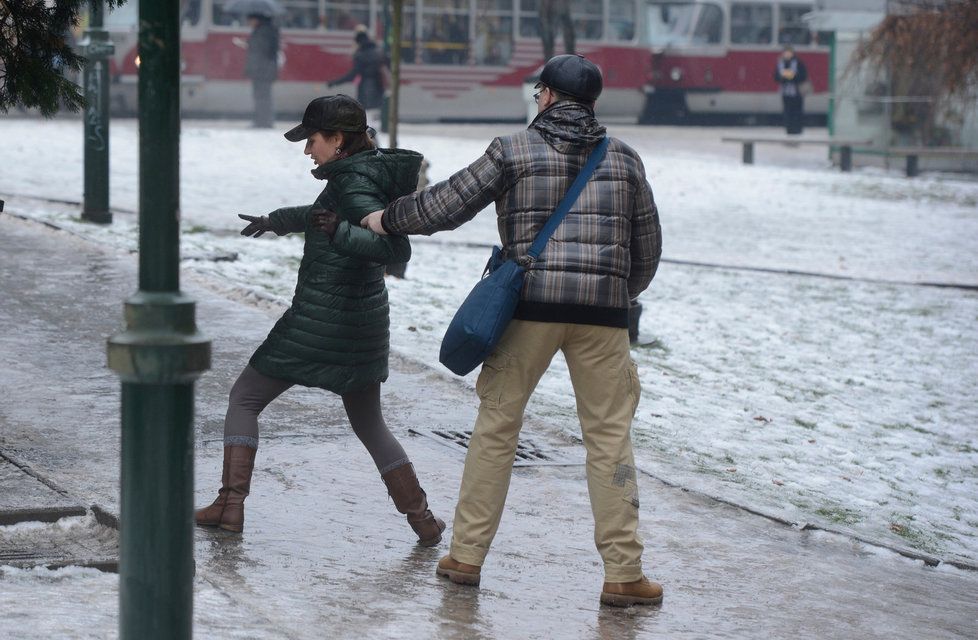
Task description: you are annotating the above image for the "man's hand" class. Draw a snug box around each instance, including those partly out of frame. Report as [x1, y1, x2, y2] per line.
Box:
[360, 209, 388, 235]
[311, 207, 340, 238]
[238, 214, 272, 237]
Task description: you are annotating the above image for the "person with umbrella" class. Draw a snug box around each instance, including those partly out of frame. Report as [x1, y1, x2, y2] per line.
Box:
[228, 0, 282, 128]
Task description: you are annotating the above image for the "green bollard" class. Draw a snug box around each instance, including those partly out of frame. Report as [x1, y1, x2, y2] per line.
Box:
[106, 0, 210, 638]
[81, 1, 113, 224]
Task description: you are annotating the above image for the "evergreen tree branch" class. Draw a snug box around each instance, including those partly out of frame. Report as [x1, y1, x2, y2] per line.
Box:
[0, 0, 124, 117]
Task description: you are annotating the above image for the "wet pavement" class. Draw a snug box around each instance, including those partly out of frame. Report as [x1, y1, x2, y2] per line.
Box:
[2, 213, 978, 639]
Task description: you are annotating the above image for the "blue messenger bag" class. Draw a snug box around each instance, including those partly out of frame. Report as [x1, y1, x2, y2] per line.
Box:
[439, 137, 610, 376]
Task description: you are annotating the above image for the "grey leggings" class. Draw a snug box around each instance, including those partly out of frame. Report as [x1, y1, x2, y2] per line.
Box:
[223, 365, 409, 474]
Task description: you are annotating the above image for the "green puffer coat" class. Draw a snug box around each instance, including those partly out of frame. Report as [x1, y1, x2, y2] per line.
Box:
[248, 148, 422, 394]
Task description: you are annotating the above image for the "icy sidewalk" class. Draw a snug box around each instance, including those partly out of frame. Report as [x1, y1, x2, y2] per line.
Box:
[2, 209, 978, 638]
[5, 117, 978, 561]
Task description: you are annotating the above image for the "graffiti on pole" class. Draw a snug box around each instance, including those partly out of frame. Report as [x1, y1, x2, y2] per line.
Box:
[86, 61, 106, 152]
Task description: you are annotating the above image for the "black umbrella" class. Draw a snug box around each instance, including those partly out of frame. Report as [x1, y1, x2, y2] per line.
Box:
[224, 0, 284, 18]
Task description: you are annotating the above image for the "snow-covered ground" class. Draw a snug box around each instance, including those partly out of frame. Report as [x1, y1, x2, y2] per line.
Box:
[2, 115, 977, 563]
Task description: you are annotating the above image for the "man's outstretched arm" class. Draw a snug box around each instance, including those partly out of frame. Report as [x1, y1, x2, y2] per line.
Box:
[362, 138, 509, 236]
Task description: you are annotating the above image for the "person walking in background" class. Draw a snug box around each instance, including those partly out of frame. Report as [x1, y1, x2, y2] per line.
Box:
[538, 0, 575, 60]
[195, 95, 445, 547]
[327, 27, 388, 134]
[244, 13, 280, 128]
[361, 54, 663, 608]
[775, 45, 808, 135]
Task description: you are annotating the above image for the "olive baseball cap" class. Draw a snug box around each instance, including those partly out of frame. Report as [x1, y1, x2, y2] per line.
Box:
[284, 95, 367, 141]
[536, 54, 603, 102]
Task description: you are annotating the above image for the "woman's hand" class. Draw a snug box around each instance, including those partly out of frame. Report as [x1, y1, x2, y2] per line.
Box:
[238, 214, 272, 237]
[311, 207, 341, 238]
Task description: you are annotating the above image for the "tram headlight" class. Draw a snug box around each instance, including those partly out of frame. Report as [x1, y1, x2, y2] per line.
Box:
[135, 55, 140, 68]
[669, 67, 683, 82]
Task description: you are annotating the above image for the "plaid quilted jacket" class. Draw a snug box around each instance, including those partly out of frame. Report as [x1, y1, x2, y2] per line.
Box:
[381, 102, 662, 327]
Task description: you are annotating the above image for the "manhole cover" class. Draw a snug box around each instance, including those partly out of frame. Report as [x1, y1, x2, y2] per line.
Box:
[409, 428, 581, 467]
[0, 456, 86, 525]
[0, 548, 65, 562]
[0, 454, 117, 571]
[0, 516, 118, 572]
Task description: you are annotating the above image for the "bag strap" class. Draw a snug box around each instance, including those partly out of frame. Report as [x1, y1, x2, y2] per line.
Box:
[526, 136, 610, 261]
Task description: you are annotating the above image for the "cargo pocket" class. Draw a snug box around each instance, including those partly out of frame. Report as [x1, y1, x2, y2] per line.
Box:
[475, 348, 512, 409]
[613, 463, 641, 509]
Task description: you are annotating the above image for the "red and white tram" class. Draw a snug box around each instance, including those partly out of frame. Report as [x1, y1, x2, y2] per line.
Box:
[100, 0, 829, 123]
[641, 0, 830, 123]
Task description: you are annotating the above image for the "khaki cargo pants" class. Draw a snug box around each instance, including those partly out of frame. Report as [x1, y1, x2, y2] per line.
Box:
[449, 319, 645, 583]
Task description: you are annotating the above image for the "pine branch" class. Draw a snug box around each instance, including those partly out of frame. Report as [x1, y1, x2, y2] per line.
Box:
[0, 0, 125, 117]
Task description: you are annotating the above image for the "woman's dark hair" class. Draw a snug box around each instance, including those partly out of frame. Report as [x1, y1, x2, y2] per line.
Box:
[323, 129, 376, 157]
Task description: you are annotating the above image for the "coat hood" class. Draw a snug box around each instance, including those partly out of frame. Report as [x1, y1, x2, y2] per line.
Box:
[312, 148, 423, 201]
[529, 102, 607, 154]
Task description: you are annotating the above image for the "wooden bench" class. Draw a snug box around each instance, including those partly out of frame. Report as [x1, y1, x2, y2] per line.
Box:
[721, 136, 872, 172]
[871, 147, 978, 177]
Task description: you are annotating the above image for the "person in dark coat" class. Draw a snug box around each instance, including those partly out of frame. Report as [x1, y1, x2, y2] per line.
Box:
[362, 55, 663, 608]
[244, 14, 279, 128]
[195, 95, 445, 547]
[327, 29, 388, 131]
[774, 45, 808, 134]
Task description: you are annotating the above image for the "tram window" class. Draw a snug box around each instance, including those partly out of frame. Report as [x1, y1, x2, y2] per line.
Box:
[730, 3, 772, 44]
[212, 1, 241, 26]
[572, 0, 603, 40]
[609, 0, 636, 41]
[777, 4, 812, 45]
[479, 0, 515, 9]
[518, 0, 541, 39]
[322, 1, 370, 30]
[475, 0, 514, 65]
[281, 0, 319, 29]
[181, 0, 201, 26]
[692, 3, 722, 44]
[646, 2, 696, 47]
[422, 0, 470, 64]
[400, 4, 418, 63]
[104, 0, 138, 28]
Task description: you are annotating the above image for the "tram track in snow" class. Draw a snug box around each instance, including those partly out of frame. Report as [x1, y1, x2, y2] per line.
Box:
[5, 191, 977, 292]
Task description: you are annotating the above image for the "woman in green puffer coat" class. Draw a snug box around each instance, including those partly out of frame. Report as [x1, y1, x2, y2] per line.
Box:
[195, 95, 444, 546]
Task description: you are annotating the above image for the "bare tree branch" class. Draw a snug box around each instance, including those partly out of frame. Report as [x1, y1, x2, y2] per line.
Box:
[848, 0, 978, 144]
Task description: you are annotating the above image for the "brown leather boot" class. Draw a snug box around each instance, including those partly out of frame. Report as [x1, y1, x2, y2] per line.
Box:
[194, 446, 232, 527]
[381, 462, 446, 546]
[194, 445, 256, 533]
[436, 555, 481, 586]
[600, 576, 664, 607]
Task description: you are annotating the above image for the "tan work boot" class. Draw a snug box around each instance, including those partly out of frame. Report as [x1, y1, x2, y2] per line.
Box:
[195, 445, 257, 533]
[436, 555, 481, 586]
[381, 462, 446, 546]
[600, 577, 664, 607]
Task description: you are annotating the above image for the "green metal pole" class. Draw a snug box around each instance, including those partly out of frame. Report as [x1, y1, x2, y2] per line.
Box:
[380, 2, 391, 133]
[107, 0, 209, 638]
[827, 31, 837, 138]
[81, 1, 113, 223]
[388, 0, 402, 148]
